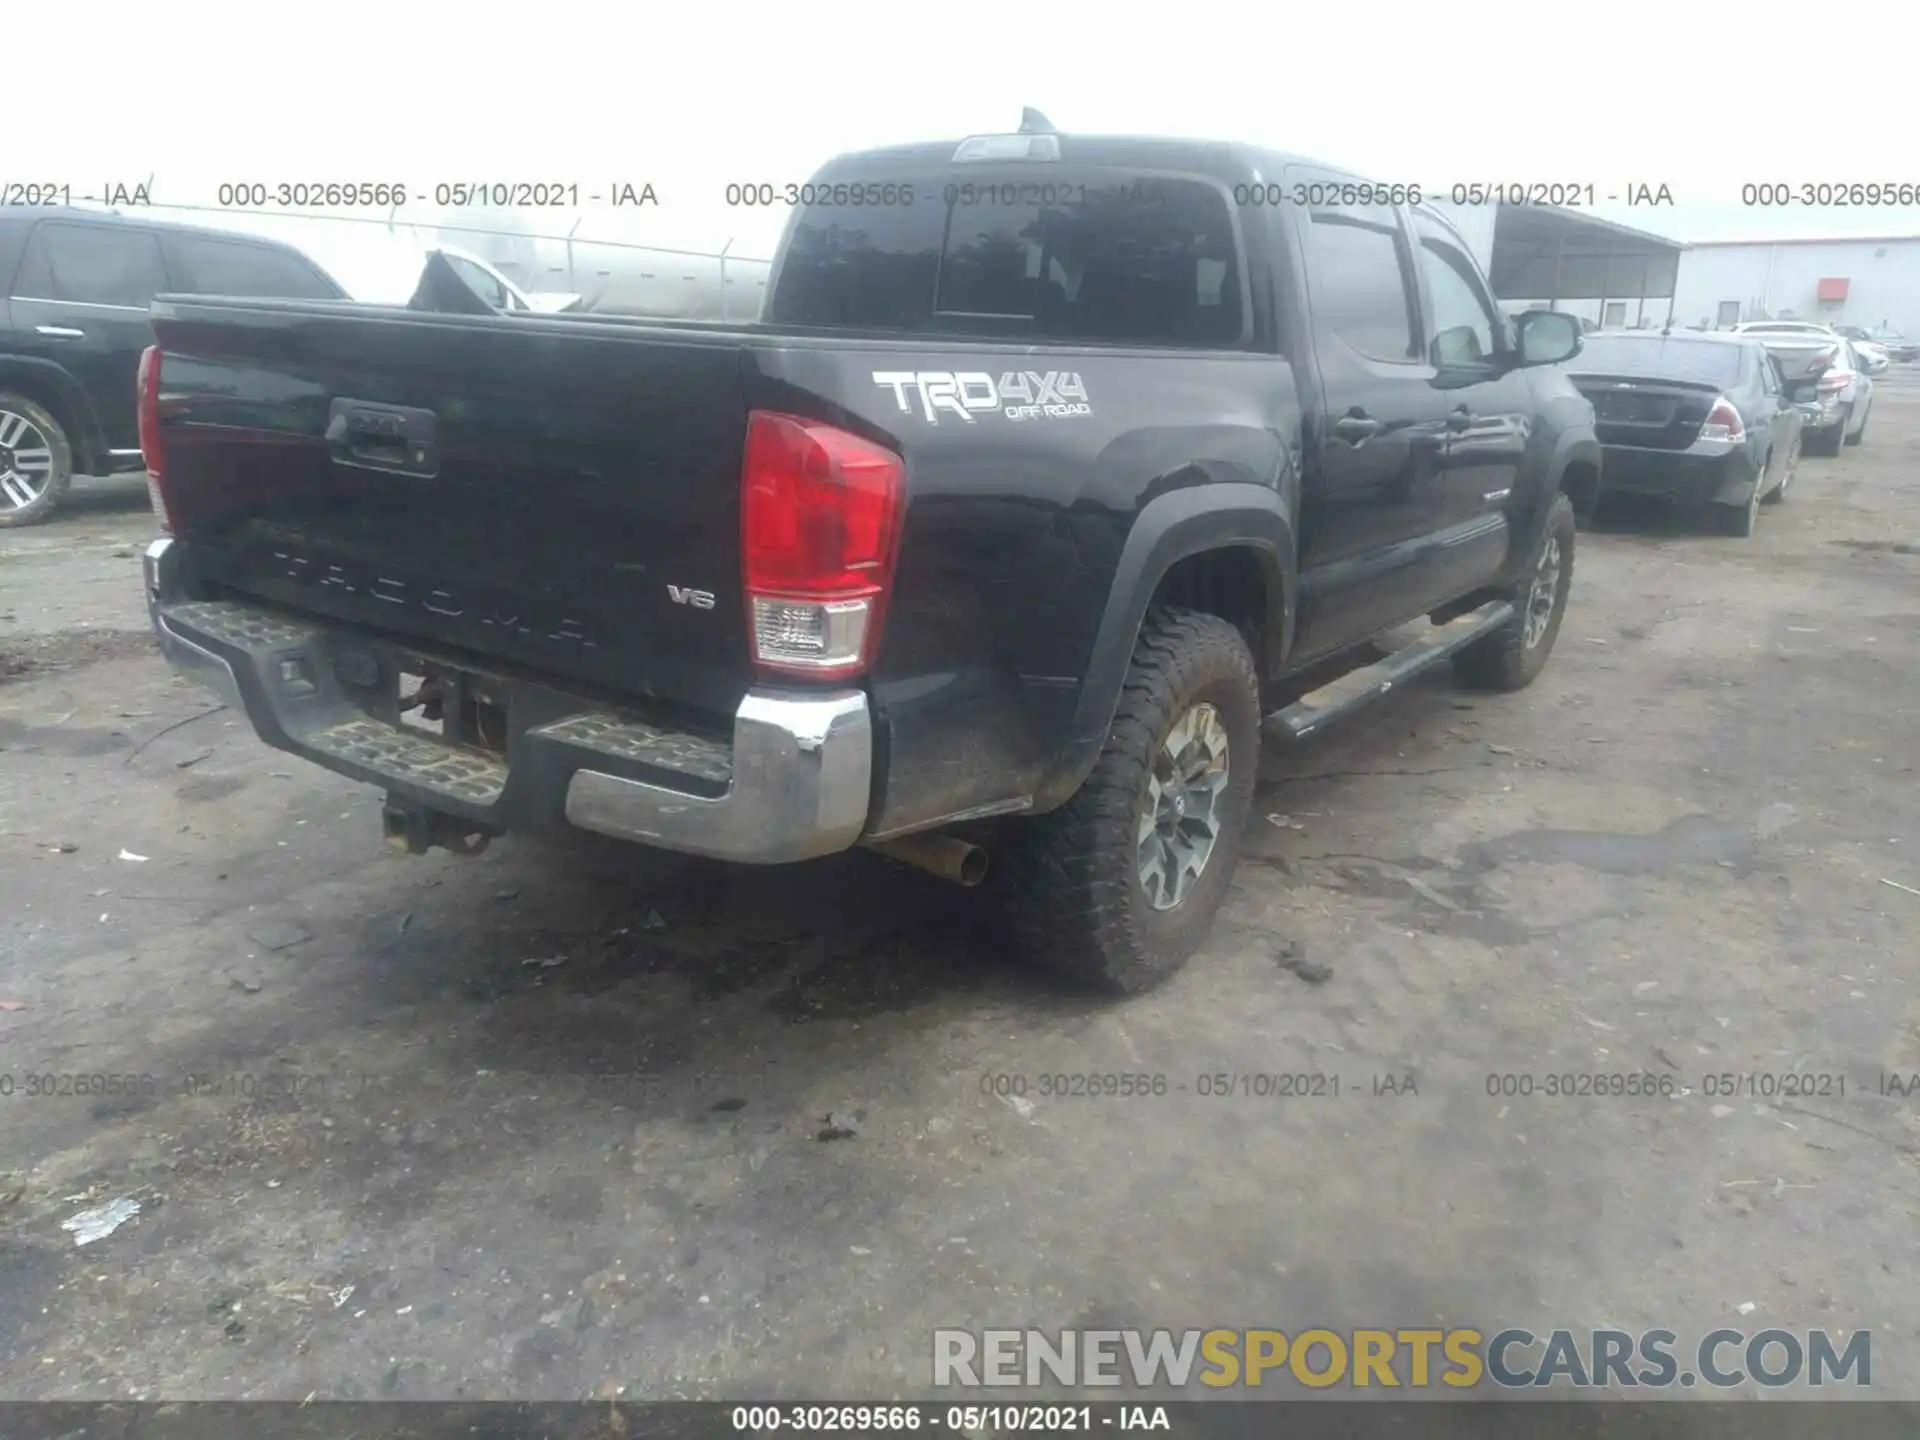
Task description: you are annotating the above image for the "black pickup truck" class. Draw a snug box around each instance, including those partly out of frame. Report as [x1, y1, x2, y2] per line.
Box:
[140, 118, 1598, 994]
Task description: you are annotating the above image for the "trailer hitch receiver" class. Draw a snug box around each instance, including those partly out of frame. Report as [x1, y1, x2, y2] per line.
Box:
[382, 796, 497, 857]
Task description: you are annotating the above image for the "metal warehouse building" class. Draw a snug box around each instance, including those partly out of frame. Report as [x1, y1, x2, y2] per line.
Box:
[1425, 199, 1682, 328]
[1664, 236, 1920, 336]
[1426, 196, 1920, 339]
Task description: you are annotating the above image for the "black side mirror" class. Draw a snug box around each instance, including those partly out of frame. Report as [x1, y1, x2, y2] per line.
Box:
[1513, 309, 1582, 367]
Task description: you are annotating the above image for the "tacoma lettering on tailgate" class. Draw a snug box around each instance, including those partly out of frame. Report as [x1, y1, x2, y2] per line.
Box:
[267, 549, 599, 647]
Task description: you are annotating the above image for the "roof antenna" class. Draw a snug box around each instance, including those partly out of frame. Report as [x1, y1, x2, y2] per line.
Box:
[1019, 107, 1057, 135]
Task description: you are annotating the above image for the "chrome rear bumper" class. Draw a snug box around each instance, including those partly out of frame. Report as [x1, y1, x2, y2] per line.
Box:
[144, 538, 873, 863]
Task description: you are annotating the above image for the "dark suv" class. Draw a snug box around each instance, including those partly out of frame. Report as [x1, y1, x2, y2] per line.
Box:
[0, 207, 346, 526]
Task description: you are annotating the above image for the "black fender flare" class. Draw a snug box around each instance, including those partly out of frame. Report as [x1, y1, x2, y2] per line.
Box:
[1550, 426, 1603, 497]
[1032, 482, 1296, 811]
[1501, 426, 1600, 583]
[0, 356, 107, 474]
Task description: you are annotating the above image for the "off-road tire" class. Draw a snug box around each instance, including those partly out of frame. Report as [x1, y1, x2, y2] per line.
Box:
[1000, 607, 1261, 995]
[0, 393, 74, 529]
[1453, 492, 1576, 692]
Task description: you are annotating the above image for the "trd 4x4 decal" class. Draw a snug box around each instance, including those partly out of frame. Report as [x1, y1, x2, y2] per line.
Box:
[872, 370, 1091, 424]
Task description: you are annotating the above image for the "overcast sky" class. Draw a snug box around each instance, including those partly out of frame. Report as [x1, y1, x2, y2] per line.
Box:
[18, 0, 1918, 277]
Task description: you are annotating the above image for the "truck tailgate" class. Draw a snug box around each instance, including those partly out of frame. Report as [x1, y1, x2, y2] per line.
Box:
[148, 300, 758, 716]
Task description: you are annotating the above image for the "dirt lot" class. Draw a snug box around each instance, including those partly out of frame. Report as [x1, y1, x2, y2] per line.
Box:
[2, 390, 1918, 1403]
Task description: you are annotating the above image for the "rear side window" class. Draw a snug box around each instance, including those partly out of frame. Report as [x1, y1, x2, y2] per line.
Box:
[1302, 206, 1418, 363]
[770, 172, 1244, 348]
[164, 236, 339, 299]
[15, 223, 167, 306]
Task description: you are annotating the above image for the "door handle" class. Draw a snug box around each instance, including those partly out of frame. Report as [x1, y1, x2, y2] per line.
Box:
[1333, 412, 1383, 444]
[34, 324, 85, 339]
[1446, 405, 1475, 432]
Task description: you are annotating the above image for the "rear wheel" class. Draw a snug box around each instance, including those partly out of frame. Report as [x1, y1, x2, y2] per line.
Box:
[0, 394, 73, 529]
[1714, 473, 1762, 537]
[1453, 492, 1576, 692]
[1807, 410, 1848, 457]
[1846, 401, 1869, 446]
[999, 607, 1260, 995]
[1763, 437, 1798, 504]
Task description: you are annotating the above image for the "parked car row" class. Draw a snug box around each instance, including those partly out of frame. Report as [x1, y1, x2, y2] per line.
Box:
[1730, 320, 1878, 456]
[1833, 323, 1919, 364]
[0, 206, 578, 527]
[1549, 311, 1884, 537]
[1558, 330, 1820, 536]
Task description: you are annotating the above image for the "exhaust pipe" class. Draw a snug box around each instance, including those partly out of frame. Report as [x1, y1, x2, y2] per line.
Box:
[868, 832, 989, 887]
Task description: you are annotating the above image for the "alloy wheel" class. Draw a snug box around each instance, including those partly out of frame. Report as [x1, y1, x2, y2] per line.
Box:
[1136, 702, 1231, 911]
[1523, 535, 1562, 649]
[0, 409, 56, 512]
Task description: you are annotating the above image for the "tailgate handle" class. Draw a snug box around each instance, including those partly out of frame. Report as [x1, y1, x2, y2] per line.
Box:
[326, 399, 439, 477]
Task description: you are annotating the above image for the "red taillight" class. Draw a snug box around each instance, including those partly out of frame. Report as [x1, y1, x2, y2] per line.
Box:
[1816, 367, 1850, 391]
[137, 346, 162, 475]
[137, 345, 173, 532]
[741, 410, 904, 680]
[1700, 396, 1746, 443]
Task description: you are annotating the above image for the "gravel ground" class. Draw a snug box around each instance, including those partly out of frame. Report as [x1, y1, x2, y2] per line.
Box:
[1, 388, 1917, 1403]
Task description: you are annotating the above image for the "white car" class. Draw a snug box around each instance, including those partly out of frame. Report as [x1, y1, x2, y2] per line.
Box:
[432, 247, 584, 314]
[1835, 324, 1918, 363]
[1732, 321, 1873, 454]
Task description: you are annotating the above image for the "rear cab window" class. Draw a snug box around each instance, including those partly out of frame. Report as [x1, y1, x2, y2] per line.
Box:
[767, 166, 1247, 349]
